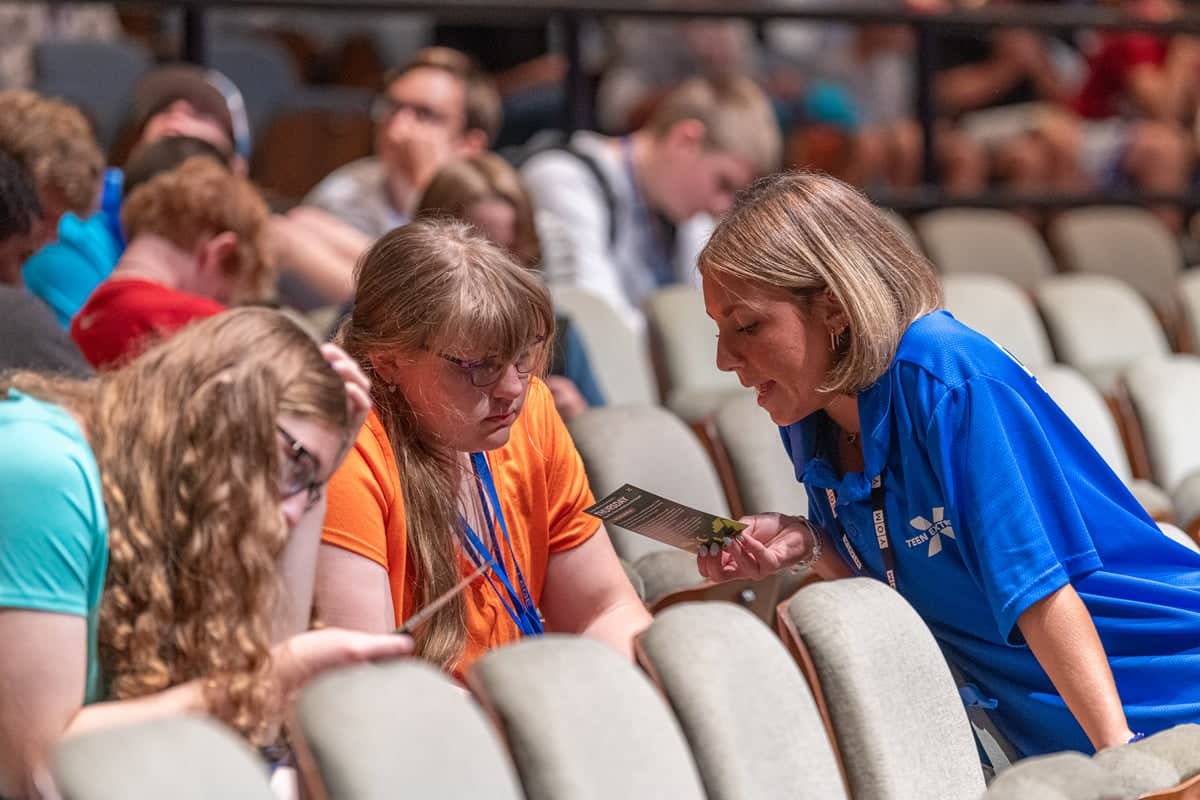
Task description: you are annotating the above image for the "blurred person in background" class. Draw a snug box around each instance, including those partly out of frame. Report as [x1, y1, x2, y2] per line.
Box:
[521, 76, 781, 333]
[0, 89, 104, 250]
[0, 148, 91, 377]
[306, 47, 500, 238]
[70, 157, 274, 369]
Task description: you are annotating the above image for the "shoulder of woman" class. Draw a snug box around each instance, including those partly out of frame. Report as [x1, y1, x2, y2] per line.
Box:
[0, 394, 105, 535]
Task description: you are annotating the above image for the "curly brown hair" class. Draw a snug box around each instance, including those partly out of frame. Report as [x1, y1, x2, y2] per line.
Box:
[2, 308, 348, 742]
[121, 156, 275, 304]
[0, 89, 104, 216]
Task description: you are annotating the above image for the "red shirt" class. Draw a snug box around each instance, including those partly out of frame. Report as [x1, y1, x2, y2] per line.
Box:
[1075, 33, 1169, 120]
[70, 278, 225, 369]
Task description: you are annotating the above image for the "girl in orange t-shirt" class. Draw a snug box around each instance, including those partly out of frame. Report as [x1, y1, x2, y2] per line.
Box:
[315, 218, 649, 675]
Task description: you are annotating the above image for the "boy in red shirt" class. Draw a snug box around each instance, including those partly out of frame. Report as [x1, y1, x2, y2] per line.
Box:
[71, 156, 273, 368]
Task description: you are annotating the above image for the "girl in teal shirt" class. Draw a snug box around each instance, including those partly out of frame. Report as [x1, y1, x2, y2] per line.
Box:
[0, 308, 410, 797]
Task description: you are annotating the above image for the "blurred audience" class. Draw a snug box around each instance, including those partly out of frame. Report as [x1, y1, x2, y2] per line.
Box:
[70, 157, 274, 368]
[0, 148, 91, 377]
[0, 89, 104, 245]
[521, 76, 780, 332]
[306, 47, 501, 237]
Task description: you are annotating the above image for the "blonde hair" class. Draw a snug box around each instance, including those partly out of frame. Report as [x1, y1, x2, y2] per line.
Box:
[386, 47, 502, 143]
[121, 156, 274, 303]
[2, 308, 349, 743]
[699, 172, 942, 394]
[339, 219, 554, 668]
[0, 89, 104, 215]
[416, 154, 541, 268]
[647, 76, 781, 178]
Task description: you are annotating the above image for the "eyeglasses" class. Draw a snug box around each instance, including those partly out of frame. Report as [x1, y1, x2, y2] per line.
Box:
[435, 337, 545, 388]
[276, 425, 324, 512]
[370, 94, 455, 129]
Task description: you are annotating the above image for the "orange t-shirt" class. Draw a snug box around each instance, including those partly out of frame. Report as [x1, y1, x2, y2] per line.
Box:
[321, 378, 598, 672]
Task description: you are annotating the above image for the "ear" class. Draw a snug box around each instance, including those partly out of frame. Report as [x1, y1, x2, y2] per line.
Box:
[460, 128, 489, 155]
[199, 231, 240, 277]
[367, 351, 404, 387]
[661, 118, 707, 155]
[230, 154, 249, 178]
[821, 288, 851, 335]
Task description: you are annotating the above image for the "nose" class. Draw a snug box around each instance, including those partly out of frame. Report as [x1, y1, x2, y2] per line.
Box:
[714, 332, 740, 374]
[490, 363, 525, 402]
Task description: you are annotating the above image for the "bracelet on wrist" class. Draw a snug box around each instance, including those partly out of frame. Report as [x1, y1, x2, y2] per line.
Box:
[790, 518, 822, 573]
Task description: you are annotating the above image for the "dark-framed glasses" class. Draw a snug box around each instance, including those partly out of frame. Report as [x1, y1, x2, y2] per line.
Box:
[436, 337, 546, 388]
[370, 94, 453, 128]
[276, 425, 324, 511]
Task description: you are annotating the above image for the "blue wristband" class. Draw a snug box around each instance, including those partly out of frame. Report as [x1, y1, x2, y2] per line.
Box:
[1129, 732, 1146, 744]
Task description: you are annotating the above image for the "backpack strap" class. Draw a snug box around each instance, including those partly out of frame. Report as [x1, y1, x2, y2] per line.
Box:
[511, 136, 619, 249]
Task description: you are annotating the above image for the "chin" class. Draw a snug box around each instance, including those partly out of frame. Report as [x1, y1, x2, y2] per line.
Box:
[473, 424, 515, 452]
[761, 396, 808, 428]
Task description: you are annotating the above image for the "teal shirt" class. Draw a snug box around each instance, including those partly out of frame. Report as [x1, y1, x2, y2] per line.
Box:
[0, 390, 108, 704]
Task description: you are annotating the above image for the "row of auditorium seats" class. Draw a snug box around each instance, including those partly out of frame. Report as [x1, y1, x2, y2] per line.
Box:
[31, 38, 374, 199]
[48, 581, 1200, 799]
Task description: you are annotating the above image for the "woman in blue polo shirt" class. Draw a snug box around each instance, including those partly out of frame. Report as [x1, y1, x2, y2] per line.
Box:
[696, 171, 1200, 758]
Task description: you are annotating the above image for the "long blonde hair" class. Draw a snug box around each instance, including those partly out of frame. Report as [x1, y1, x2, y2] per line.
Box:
[2, 308, 348, 742]
[700, 172, 942, 394]
[339, 219, 554, 668]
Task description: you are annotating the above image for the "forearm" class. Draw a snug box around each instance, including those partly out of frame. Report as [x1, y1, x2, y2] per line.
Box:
[270, 219, 356, 305]
[63, 680, 207, 741]
[288, 206, 372, 263]
[579, 599, 652, 660]
[936, 61, 1023, 115]
[1017, 584, 1133, 751]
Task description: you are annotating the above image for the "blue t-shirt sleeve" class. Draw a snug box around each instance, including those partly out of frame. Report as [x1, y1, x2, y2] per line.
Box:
[0, 422, 105, 616]
[925, 375, 1102, 642]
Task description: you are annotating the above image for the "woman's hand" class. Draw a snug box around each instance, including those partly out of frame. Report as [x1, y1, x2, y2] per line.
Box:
[320, 343, 372, 438]
[271, 628, 413, 699]
[697, 513, 816, 582]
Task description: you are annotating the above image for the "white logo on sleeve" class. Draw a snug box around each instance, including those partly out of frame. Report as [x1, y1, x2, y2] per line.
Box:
[907, 507, 956, 556]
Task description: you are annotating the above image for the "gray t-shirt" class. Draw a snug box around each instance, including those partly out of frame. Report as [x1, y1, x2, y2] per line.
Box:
[304, 157, 409, 239]
[0, 287, 92, 378]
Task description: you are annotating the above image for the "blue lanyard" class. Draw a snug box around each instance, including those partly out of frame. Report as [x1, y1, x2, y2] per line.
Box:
[620, 136, 676, 287]
[459, 452, 543, 636]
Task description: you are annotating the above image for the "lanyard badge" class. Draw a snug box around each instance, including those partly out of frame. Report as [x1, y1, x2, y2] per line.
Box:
[830, 474, 898, 591]
[459, 452, 544, 636]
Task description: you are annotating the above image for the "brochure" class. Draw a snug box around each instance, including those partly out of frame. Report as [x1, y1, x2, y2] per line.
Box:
[584, 484, 747, 554]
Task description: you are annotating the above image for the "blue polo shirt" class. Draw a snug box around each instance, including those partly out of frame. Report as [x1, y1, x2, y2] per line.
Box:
[783, 310, 1200, 757]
